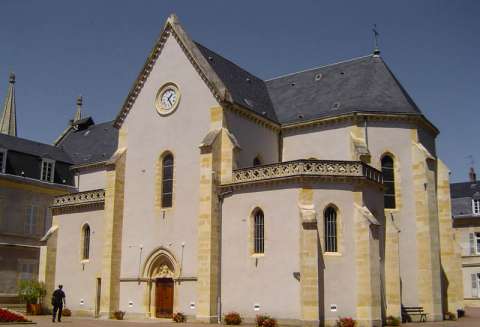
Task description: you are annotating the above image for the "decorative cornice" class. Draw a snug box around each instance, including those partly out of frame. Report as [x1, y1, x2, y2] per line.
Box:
[52, 189, 105, 212]
[224, 102, 280, 132]
[0, 173, 75, 194]
[281, 112, 439, 136]
[70, 160, 107, 172]
[119, 276, 197, 283]
[221, 159, 382, 191]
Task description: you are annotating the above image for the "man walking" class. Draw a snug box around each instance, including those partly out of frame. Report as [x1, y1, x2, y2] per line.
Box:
[51, 285, 66, 323]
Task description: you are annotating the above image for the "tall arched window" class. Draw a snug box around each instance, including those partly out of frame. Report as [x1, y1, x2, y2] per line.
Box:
[161, 153, 174, 208]
[82, 224, 90, 260]
[381, 155, 396, 209]
[324, 206, 337, 252]
[253, 209, 264, 254]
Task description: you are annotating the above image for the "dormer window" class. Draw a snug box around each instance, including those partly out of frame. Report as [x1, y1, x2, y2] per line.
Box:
[473, 199, 480, 215]
[0, 149, 6, 173]
[40, 159, 55, 182]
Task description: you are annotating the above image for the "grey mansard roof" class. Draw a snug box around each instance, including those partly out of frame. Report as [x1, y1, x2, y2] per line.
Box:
[451, 181, 480, 199]
[265, 55, 422, 123]
[450, 181, 480, 218]
[56, 120, 118, 165]
[0, 133, 72, 163]
[195, 42, 424, 125]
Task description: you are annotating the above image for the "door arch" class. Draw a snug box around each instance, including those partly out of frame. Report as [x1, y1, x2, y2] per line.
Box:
[142, 248, 179, 318]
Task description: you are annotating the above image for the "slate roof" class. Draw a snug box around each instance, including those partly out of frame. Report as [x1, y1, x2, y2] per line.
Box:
[450, 181, 480, 218]
[56, 120, 119, 165]
[194, 42, 423, 125]
[0, 133, 72, 163]
[56, 38, 430, 166]
[451, 181, 480, 199]
[266, 55, 422, 124]
[195, 42, 278, 122]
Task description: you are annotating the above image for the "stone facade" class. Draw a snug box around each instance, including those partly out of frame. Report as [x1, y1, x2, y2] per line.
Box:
[0, 172, 72, 302]
[450, 170, 480, 308]
[40, 14, 462, 327]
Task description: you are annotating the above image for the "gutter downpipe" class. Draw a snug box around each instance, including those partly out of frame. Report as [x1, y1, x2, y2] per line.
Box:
[217, 189, 232, 324]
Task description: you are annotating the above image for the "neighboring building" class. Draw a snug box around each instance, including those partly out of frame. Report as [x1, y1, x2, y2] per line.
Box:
[0, 74, 75, 301]
[39, 14, 462, 326]
[451, 168, 480, 307]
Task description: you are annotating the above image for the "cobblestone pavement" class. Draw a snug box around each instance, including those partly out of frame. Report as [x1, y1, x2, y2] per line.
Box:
[27, 308, 480, 327]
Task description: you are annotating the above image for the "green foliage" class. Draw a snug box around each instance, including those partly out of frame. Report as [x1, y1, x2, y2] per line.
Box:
[224, 312, 242, 325]
[386, 315, 400, 326]
[17, 280, 46, 304]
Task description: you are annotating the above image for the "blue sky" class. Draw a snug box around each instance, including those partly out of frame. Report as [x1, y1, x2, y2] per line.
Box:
[0, 0, 479, 182]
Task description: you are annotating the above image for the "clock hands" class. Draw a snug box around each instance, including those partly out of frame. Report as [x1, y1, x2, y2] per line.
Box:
[167, 93, 174, 106]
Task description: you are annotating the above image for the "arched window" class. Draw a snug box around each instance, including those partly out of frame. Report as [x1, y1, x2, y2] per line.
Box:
[324, 206, 337, 252]
[381, 155, 396, 209]
[161, 153, 174, 208]
[253, 156, 261, 167]
[253, 209, 264, 254]
[82, 224, 90, 260]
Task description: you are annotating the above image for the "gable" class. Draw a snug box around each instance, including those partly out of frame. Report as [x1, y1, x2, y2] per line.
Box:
[114, 14, 230, 128]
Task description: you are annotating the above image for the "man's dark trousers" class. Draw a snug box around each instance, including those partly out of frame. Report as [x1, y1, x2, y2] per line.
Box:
[52, 304, 63, 322]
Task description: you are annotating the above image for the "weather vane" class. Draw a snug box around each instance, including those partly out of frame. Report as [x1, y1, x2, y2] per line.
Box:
[372, 24, 380, 55]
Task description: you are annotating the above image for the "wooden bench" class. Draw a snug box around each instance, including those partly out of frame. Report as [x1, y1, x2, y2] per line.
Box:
[402, 306, 428, 323]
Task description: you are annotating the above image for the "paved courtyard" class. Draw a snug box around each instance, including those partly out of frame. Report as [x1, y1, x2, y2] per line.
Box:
[24, 308, 480, 327]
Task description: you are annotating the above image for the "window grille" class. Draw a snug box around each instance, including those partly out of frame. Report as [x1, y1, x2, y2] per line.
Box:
[473, 199, 480, 215]
[24, 206, 38, 235]
[41, 159, 55, 182]
[472, 273, 479, 298]
[18, 261, 37, 281]
[324, 206, 337, 252]
[161, 154, 174, 208]
[381, 156, 396, 209]
[253, 210, 264, 254]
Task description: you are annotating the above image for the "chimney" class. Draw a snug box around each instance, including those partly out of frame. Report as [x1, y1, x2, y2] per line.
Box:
[469, 167, 477, 183]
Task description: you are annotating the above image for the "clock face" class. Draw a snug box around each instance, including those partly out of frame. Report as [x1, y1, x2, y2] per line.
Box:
[160, 88, 177, 110]
[155, 83, 180, 115]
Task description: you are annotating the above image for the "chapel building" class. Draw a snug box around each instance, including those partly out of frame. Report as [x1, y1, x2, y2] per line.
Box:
[40, 14, 463, 326]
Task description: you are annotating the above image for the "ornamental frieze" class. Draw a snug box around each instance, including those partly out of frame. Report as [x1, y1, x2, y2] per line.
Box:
[52, 189, 105, 208]
[230, 159, 382, 185]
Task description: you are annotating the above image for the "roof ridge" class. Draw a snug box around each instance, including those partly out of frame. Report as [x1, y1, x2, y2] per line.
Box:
[265, 54, 373, 82]
[113, 14, 233, 128]
[194, 41, 265, 82]
[0, 132, 64, 149]
[376, 57, 422, 114]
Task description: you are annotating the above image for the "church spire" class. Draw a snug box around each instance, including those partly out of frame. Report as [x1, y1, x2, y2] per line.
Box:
[74, 95, 83, 122]
[0, 73, 17, 136]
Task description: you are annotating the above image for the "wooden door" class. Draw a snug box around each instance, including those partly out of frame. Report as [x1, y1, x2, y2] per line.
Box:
[155, 278, 174, 318]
